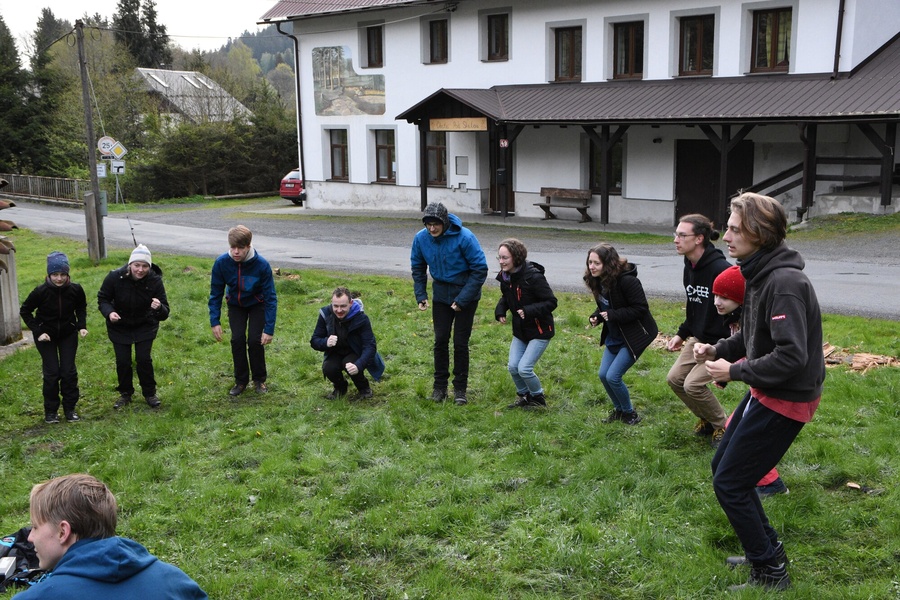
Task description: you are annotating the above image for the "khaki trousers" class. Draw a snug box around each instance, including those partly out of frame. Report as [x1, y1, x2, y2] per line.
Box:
[666, 337, 727, 429]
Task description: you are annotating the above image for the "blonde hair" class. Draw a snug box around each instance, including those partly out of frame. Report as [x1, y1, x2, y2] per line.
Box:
[228, 225, 253, 248]
[30, 474, 117, 539]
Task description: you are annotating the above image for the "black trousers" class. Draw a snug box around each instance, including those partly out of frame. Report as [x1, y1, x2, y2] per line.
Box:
[35, 330, 80, 413]
[322, 352, 369, 393]
[112, 338, 156, 397]
[711, 392, 804, 564]
[228, 303, 267, 385]
[431, 300, 478, 392]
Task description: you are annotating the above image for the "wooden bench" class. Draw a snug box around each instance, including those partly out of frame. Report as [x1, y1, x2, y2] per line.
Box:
[534, 187, 594, 222]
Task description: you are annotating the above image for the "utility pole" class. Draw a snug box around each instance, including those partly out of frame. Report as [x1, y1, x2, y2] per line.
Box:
[75, 20, 106, 262]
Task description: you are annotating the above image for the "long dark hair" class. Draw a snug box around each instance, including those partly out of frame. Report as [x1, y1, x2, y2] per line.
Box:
[583, 243, 628, 297]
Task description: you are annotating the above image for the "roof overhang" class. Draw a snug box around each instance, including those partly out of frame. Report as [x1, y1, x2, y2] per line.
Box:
[259, 0, 454, 25]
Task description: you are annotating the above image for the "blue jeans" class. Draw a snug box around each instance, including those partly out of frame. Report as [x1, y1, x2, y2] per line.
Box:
[598, 344, 636, 412]
[507, 336, 550, 396]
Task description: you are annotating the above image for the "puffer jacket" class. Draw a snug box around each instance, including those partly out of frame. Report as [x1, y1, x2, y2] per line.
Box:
[494, 261, 557, 341]
[309, 298, 385, 381]
[590, 263, 658, 360]
[97, 264, 169, 345]
[20, 279, 87, 339]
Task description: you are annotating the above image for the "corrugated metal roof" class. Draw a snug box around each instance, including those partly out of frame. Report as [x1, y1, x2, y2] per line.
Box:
[135, 68, 252, 123]
[259, 0, 437, 23]
[398, 33, 900, 125]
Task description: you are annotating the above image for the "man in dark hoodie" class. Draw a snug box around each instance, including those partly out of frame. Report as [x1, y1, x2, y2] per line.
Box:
[411, 202, 488, 405]
[665, 213, 731, 448]
[695, 193, 825, 591]
[19, 473, 207, 599]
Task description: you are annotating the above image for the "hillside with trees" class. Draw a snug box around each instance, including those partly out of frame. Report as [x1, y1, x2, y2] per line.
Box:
[0, 1, 298, 201]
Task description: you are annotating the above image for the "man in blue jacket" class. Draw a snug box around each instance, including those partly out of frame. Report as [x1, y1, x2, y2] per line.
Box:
[209, 225, 278, 396]
[411, 203, 488, 405]
[19, 473, 207, 599]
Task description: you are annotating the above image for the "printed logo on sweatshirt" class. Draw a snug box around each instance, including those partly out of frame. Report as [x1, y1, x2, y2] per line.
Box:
[772, 314, 787, 321]
[685, 284, 710, 304]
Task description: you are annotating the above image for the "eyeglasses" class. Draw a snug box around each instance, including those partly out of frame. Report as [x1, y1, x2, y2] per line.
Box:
[673, 232, 698, 239]
[424, 222, 442, 229]
[496, 255, 512, 262]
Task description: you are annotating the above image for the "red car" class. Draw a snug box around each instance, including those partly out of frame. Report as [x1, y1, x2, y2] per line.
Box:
[279, 169, 306, 205]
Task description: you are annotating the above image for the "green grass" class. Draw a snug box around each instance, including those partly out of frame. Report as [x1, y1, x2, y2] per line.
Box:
[1, 229, 898, 599]
[789, 210, 900, 238]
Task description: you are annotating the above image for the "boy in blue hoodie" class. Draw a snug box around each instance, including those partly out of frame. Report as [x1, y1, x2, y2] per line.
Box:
[411, 203, 488, 405]
[18, 474, 206, 599]
[209, 225, 278, 396]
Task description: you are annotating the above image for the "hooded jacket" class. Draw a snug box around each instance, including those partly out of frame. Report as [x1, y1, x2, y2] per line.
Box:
[97, 264, 169, 345]
[589, 264, 659, 360]
[411, 213, 488, 308]
[208, 248, 278, 335]
[675, 244, 731, 343]
[20, 279, 87, 340]
[494, 261, 557, 341]
[714, 243, 825, 402]
[310, 299, 385, 381]
[15, 537, 207, 600]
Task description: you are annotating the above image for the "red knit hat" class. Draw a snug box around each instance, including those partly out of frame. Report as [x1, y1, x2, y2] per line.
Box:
[713, 265, 745, 305]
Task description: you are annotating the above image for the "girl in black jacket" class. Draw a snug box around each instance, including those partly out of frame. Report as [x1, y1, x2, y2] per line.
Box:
[495, 239, 557, 409]
[20, 252, 88, 423]
[584, 243, 658, 425]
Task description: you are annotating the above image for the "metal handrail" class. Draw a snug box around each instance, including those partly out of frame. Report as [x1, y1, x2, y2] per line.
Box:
[0, 174, 88, 203]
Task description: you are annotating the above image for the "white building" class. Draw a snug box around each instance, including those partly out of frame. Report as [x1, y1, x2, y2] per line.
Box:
[260, 0, 900, 226]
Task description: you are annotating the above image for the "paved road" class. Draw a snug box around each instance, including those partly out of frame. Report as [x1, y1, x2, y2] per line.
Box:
[7, 199, 899, 320]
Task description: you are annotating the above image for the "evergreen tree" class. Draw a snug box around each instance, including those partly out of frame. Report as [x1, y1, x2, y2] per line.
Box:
[112, 0, 145, 65]
[0, 16, 29, 173]
[141, 0, 172, 67]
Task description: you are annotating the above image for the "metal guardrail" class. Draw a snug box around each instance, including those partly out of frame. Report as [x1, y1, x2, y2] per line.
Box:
[0, 173, 88, 203]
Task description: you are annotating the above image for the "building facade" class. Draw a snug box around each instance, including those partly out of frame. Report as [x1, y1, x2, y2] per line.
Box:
[261, 0, 900, 225]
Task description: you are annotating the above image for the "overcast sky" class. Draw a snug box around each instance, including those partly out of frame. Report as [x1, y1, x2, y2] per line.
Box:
[2, 0, 280, 57]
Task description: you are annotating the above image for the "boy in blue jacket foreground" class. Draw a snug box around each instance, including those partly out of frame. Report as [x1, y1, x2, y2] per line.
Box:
[18, 474, 207, 599]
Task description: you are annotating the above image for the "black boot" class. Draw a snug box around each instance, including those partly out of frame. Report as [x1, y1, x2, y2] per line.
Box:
[522, 393, 547, 409]
[728, 560, 791, 591]
[726, 540, 788, 569]
[507, 393, 530, 409]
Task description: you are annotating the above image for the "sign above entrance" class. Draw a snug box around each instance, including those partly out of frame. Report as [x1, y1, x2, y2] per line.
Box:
[430, 117, 487, 132]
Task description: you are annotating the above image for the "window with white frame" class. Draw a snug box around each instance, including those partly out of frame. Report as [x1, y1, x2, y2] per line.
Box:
[374, 130, 396, 183]
[751, 8, 791, 73]
[329, 130, 348, 181]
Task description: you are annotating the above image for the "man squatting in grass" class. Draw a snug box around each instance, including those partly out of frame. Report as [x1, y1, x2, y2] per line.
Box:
[209, 225, 278, 397]
[19, 473, 207, 599]
[20, 252, 88, 424]
[695, 192, 825, 591]
[310, 286, 385, 400]
[411, 202, 488, 405]
[666, 214, 732, 449]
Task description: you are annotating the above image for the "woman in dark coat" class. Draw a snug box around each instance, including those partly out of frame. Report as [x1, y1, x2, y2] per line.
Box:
[494, 238, 557, 409]
[20, 252, 88, 423]
[584, 243, 658, 425]
[97, 245, 169, 409]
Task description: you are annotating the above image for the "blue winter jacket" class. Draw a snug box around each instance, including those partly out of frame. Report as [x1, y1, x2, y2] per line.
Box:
[310, 299, 385, 381]
[208, 248, 278, 335]
[14, 537, 207, 600]
[410, 213, 488, 308]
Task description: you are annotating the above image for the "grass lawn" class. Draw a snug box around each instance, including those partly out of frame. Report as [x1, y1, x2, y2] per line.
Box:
[1, 229, 898, 599]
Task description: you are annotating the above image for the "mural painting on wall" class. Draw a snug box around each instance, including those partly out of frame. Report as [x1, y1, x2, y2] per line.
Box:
[313, 46, 386, 116]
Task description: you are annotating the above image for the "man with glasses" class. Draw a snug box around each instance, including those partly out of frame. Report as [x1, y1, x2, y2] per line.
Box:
[411, 203, 488, 405]
[665, 214, 731, 448]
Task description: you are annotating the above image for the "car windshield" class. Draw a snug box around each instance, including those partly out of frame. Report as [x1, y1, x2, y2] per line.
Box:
[283, 171, 301, 181]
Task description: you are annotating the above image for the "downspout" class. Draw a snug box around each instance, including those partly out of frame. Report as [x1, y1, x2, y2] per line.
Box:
[832, 0, 846, 79]
[276, 22, 307, 194]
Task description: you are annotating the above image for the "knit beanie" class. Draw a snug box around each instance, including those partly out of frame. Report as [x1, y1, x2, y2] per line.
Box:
[129, 244, 152, 266]
[713, 265, 745, 306]
[422, 202, 450, 230]
[47, 251, 70, 275]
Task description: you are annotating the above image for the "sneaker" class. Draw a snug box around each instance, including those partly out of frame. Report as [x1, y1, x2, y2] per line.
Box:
[507, 393, 530, 409]
[453, 390, 468, 405]
[254, 381, 268, 394]
[727, 541, 788, 569]
[757, 477, 790, 498]
[621, 410, 642, 425]
[228, 384, 246, 397]
[325, 388, 346, 400]
[710, 427, 726, 449]
[64, 411, 80, 422]
[522, 393, 547, 410]
[113, 394, 132, 409]
[44, 413, 60, 424]
[431, 388, 448, 403]
[694, 418, 714, 436]
[728, 561, 791, 591]
[603, 409, 623, 423]
[358, 388, 374, 399]
[144, 395, 161, 408]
